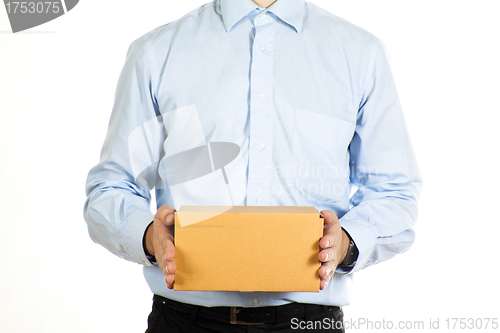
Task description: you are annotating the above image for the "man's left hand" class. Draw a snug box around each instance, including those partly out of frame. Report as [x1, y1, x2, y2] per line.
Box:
[318, 210, 350, 290]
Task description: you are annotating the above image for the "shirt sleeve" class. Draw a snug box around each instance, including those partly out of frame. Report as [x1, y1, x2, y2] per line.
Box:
[83, 36, 163, 267]
[338, 39, 423, 274]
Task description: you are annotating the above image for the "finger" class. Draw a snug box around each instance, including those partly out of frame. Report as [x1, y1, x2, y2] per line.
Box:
[162, 261, 169, 277]
[154, 228, 171, 266]
[319, 261, 336, 290]
[319, 260, 336, 278]
[165, 274, 175, 289]
[319, 234, 338, 249]
[320, 274, 332, 290]
[165, 240, 176, 267]
[319, 247, 337, 263]
[320, 278, 330, 290]
[320, 275, 332, 290]
[161, 236, 175, 277]
[153, 213, 175, 269]
[166, 260, 176, 275]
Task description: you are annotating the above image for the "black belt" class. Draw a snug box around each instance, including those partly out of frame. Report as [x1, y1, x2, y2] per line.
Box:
[156, 295, 341, 325]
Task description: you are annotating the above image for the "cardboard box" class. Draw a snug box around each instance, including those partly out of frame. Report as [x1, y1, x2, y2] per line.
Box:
[174, 206, 324, 292]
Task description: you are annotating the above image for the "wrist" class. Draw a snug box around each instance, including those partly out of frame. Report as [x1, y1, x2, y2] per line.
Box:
[144, 222, 155, 257]
[143, 222, 159, 267]
[340, 230, 350, 263]
[337, 228, 359, 273]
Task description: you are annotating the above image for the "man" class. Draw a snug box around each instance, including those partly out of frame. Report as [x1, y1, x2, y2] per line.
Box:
[84, 0, 422, 332]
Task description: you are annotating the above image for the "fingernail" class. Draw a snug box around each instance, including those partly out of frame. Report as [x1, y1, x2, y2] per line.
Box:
[166, 214, 174, 222]
[165, 264, 169, 274]
[326, 238, 331, 247]
[324, 251, 329, 261]
[325, 267, 330, 278]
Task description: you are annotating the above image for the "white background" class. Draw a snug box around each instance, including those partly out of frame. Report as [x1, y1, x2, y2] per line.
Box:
[1, 1, 499, 332]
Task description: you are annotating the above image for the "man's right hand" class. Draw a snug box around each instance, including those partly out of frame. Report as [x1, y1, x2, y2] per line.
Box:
[145, 205, 176, 289]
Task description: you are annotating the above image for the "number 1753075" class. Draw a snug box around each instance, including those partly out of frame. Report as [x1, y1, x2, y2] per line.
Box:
[5, 1, 61, 14]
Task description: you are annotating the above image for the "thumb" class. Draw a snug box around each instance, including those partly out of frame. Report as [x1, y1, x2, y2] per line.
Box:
[165, 212, 175, 226]
[321, 210, 333, 225]
[155, 205, 176, 226]
[320, 210, 339, 229]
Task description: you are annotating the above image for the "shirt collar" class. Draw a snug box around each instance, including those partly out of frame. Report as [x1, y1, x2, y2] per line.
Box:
[219, 0, 305, 33]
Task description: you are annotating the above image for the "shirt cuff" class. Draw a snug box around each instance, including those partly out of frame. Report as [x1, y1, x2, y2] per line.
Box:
[337, 217, 378, 274]
[125, 211, 157, 266]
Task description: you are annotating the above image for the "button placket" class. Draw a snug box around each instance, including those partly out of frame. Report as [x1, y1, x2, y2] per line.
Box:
[246, 12, 275, 206]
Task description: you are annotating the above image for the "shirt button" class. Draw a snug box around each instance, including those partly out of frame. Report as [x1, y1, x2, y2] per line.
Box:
[259, 13, 266, 19]
[260, 45, 267, 52]
[253, 298, 260, 306]
[259, 94, 266, 101]
[256, 196, 262, 203]
[257, 144, 265, 151]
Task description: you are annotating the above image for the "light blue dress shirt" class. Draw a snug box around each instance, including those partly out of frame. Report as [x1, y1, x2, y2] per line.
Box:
[84, 0, 422, 307]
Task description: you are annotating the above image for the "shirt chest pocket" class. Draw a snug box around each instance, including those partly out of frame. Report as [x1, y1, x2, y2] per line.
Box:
[292, 108, 356, 203]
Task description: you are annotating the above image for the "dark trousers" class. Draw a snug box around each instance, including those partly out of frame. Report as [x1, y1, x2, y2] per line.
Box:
[146, 295, 344, 333]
